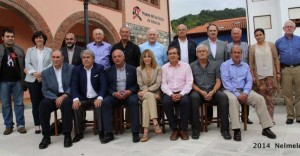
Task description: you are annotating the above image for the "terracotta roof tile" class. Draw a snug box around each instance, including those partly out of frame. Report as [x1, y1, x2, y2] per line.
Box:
[187, 17, 246, 35]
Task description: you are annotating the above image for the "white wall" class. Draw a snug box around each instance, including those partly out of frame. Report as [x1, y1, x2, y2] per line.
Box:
[246, 0, 300, 45]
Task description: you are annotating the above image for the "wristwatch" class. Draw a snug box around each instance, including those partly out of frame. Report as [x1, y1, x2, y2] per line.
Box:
[64, 94, 68, 98]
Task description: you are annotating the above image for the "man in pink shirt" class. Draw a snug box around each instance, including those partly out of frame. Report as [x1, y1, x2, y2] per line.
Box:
[161, 46, 193, 141]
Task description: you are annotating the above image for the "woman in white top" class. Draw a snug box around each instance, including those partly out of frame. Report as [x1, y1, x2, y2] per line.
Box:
[25, 31, 52, 134]
[249, 28, 280, 124]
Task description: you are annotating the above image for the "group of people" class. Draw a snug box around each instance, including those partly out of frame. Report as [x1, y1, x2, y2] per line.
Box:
[1, 19, 299, 149]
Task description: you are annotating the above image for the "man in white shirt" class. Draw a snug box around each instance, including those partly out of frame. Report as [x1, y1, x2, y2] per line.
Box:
[39, 50, 74, 149]
[71, 50, 107, 143]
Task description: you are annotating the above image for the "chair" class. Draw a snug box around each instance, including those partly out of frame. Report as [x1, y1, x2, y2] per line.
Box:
[53, 110, 59, 136]
[200, 103, 220, 132]
[241, 104, 247, 131]
[114, 105, 131, 134]
[73, 107, 98, 135]
[161, 103, 180, 133]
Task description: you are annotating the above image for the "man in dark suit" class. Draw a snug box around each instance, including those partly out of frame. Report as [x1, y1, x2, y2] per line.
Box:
[110, 26, 141, 67]
[169, 24, 197, 64]
[71, 49, 107, 143]
[61, 33, 84, 66]
[38, 50, 74, 149]
[101, 49, 140, 143]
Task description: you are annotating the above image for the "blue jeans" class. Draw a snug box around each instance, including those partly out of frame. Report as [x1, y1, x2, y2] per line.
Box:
[0, 81, 25, 128]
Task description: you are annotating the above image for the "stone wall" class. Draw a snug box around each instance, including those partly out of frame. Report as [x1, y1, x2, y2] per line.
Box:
[126, 23, 170, 47]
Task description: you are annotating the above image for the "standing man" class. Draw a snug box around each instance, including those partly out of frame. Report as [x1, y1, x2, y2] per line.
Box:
[161, 46, 193, 141]
[190, 44, 231, 140]
[61, 33, 84, 66]
[101, 49, 140, 143]
[38, 50, 73, 149]
[227, 28, 253, 124]
[71, 50, 107, 143]
[201, 23, 229, 119]
[110, 26, 141, 67]
[87, 28, 111, 69]
[139, 28, 168, 66]
[221, 45, 276, 141]
[169, 24, 197, 64]
[276, 20, 300, 124]
[0, 29, 26, 135]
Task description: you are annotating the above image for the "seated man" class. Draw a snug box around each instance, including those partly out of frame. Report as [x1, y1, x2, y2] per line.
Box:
[71, 49, 107, 143]
[39, 50, 73, 149]
[220, 45, 276, 141]
[101, 49, 140, 143]
[190, 44, 231, 140]
[161, 46, 193, 141]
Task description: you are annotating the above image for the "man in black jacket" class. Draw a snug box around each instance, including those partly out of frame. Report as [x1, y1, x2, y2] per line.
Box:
[61, 33, 84, 66]
[169, 24, 197, 64]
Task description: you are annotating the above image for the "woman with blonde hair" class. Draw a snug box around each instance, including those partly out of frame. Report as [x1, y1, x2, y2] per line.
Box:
[249, 28, 280, 124]
[137, 49, 162, 142]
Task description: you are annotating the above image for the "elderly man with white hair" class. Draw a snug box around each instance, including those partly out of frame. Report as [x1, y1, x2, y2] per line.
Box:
[139, 28, 168, 66]
[87, 28, 111, 69]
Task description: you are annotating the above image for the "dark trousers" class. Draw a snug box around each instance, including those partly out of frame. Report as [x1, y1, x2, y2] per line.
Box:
[39, 97, 73, 136]
[73, 98, 103, 135]
[163, 94, 190, 131]
[27, 81, 44, 126]
[102, 94, 140, 133]
[190, 90, 229, 132]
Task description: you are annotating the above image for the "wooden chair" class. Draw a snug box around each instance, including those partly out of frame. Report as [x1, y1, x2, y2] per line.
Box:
[161, 103, 180, 133]
[241, 104, 247, 131]
[72, 107, 98, 135]
[200, 103, 220, 132]
[53, 110, 59, 136]
[114, 105, 131, 134]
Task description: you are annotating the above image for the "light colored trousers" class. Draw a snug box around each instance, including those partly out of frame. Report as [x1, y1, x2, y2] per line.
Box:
[141, 92, 158, 127]
[223, 90, 273, 129]
[281, 66, 300, 120]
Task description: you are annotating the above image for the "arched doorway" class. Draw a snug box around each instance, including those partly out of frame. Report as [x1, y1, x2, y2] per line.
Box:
[0, 0, 53, 49]
[53, 11, 120, 49]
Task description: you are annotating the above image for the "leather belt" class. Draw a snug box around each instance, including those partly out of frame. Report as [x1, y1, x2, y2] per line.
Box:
[281, 63, 300, 68]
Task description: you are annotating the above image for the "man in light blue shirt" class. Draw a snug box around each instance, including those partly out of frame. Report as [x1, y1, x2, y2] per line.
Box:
[139, 28, 168, 66]
[87, 28, 111, 69]
[220, 45, 275, 142]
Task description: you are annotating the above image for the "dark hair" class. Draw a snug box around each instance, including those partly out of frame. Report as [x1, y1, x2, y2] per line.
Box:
[167, 46, 181, 56]
[254, 28, 265, 35]
[31, 31, 47, 45]
[207, 23, 218, 31]
[1, 28, 14, 37]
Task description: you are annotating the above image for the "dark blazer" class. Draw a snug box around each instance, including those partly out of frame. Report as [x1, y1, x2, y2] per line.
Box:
[61, 46, 84, 66]
[41, 63, 74, 100]
[105, 64, 139, 96]
[169, 36, 197, 64]
[71, 63, 107, 100]
[201, 39, 229, 66]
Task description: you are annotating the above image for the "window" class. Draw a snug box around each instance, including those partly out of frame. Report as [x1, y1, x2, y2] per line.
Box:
[88, 0, 121, 10]
[253, 15, 272, 29]
[289, 7, 300, 27]
[139, 0, 159, 7]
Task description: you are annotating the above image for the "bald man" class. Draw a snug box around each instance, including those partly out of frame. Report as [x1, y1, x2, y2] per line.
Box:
[87, 28, 112, 69]
[61, 33, 84, 66]
[101, 49, 140, 143]
[169, 24, 197, 64]
[139, 28, 168, 66]
[227, 28, 252, 124]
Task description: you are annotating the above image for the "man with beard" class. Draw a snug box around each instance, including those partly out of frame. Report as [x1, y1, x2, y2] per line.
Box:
[61, 33, 84, 66]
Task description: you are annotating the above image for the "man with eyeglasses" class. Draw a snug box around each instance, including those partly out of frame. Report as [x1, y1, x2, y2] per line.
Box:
[275, 20, 300, 124]
[61, 33, 84, 66]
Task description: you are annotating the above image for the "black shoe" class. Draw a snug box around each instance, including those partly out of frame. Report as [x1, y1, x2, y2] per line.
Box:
[100, 132, 114, 144]
[64, 135, 72, 148]
[98, 131, 105, 140]
[233, 130, 241, 141]
[221, 131, 232, 140]
[72, 134, 83, 143]
[132, 134, 140, 143]
[286, 119, 294, 124]
[191, 129, 200, 140]
[241, 117, 253, 124]
[35, 130, 41, 134]
[262, 128, 276, 139]
[39, 136, 51, 149]
[296, 120, 300, 123]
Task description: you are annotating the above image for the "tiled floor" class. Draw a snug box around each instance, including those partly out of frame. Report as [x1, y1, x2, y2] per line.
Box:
[0, 105, 300, 156]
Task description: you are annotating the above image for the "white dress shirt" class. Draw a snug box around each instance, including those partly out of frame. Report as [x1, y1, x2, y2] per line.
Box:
[37, 48, 44, 72]
[209, 39, 217, 58]
[54, 66, 64, 93]
[179, 38, 189, 63]
[84, 66, 98, 98]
